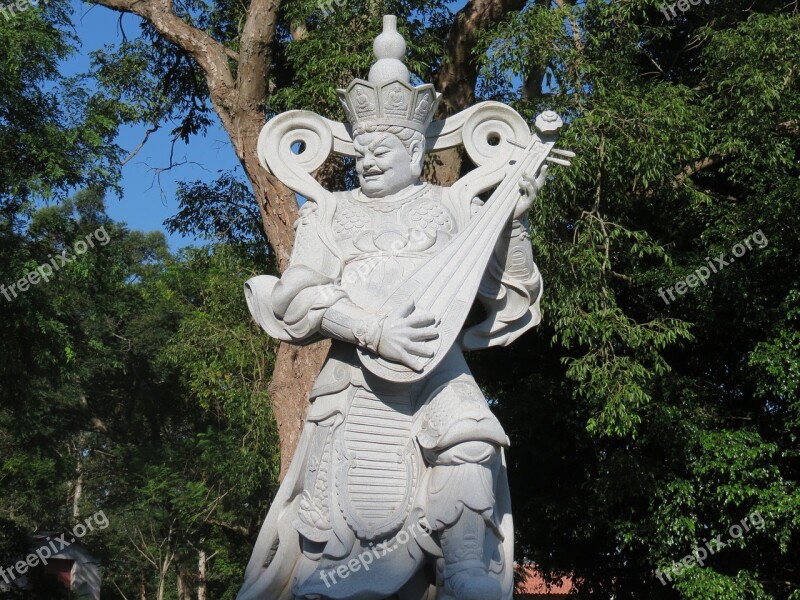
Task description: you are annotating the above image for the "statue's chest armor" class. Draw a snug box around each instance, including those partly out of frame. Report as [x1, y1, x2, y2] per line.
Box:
[331, 188, 458, 310]
[332, 189, 456, 251]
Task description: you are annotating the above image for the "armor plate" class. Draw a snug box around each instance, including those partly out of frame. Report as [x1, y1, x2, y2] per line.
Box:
[331, 186, 458, 312]
[334, 387, 418, 541]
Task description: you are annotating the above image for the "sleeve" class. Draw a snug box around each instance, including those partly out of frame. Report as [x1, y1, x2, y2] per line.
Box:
[244, 200, 348, 344]
[460, 204, 544, 350]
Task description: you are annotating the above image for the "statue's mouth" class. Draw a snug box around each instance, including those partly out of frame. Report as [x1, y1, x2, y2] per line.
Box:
[363, 169, 383, 179]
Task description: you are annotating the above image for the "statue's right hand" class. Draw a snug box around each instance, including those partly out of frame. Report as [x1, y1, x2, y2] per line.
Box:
[377, 299, 439, 370]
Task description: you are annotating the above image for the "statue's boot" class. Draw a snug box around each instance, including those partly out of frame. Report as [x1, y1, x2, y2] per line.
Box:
[439, 507, 502, 600]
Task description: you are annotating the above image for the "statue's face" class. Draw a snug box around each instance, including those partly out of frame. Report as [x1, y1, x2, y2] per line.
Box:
[354, 131, 422, 198]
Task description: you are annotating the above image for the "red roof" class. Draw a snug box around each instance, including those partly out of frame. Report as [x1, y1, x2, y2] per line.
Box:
[515, 564, 576, 596]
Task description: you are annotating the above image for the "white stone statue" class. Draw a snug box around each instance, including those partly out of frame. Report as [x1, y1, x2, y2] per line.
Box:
[238, 15, 572, 600]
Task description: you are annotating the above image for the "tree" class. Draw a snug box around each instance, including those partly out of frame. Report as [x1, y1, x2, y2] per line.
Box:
[0, 0, 124, 214]
[0, 188, 283, 598]
[468, 1, 799, 597]
[0, 4, 287, 594]
[0, 6, 132, 588]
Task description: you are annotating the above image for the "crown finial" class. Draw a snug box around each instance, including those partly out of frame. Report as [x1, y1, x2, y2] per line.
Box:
[368, 15, 410, 86]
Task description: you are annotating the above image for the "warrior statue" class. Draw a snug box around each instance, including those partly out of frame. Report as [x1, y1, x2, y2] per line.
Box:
[238, 15, 572, 600]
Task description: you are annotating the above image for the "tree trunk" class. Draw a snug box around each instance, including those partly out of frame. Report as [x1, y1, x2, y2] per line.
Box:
[197, 551, 207, 600]
[424, 147, 466, 187]
[269, 341, 330, 477]
[157, 573, 166, 600]
[72, 435, 83, 519]
[176, 570, 191, 600]
[427, 0, 531, 185]
[222, 108, 327, 478]
[225, 111, 299, 273]
[157, 553, 173, 600]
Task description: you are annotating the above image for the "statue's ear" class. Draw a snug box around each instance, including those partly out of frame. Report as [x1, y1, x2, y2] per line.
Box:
[409, 139, 424, 176]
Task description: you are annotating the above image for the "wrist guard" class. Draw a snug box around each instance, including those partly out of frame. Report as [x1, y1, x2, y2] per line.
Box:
[321, 300, 383, 352]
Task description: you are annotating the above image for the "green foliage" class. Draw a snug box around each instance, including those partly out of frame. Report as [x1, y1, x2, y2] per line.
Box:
[470, 0, 799, 598]
[0, 0, 123, 207]
[0, 7, 281, 597]
[0, 193, 280, 598]
[91, 242, 281, 599]
[166, 171, 274, 264]
[159, 245, 281, 497]
[267, 1, 452, 119]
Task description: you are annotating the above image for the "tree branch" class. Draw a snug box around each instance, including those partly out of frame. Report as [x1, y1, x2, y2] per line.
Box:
[236, 0, 278, 107]
[777, 119, 799, 137]
[87, 0, 235, 109]
[121, 122, 160, 166]
[674, 156, 724, 187]
[552, 0, 584, 51]
[426, 0, 528, 185]
[208, 519, 250, 536]
[433, 0, 528, 117]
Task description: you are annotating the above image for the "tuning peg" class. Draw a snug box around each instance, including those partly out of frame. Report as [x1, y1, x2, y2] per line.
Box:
[551, 148, 576, 158]
[535, 111, 564, 134]
[546, 157, 572, 167]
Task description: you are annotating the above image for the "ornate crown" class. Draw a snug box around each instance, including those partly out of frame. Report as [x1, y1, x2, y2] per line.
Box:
[337, 15, 440, 133]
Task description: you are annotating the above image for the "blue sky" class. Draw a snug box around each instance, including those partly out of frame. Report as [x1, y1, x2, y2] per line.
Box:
[67, 0, 244, 250]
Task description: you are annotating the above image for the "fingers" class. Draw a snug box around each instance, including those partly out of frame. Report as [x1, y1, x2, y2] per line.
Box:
[403, 341, 435, 359]
[519, 182, 534, 197]
[406, 325, 438, 342]
[405, 311, 436, 328]
[535, 164, 549, 187]
[519, 164, 548, 203]
[519, 173, 535, 197]
[400, 355, 426, 372]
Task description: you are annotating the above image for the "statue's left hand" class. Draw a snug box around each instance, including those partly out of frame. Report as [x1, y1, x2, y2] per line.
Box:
[376, 299, 439, 371]
[515, 164, 548, 219]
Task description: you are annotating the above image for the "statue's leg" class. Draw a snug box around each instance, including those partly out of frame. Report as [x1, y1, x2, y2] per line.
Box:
[416, 378, 509, 600]
[425, 440, 503, 600]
